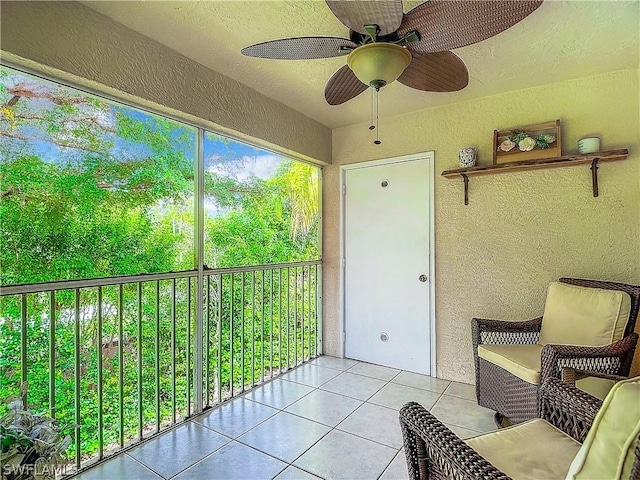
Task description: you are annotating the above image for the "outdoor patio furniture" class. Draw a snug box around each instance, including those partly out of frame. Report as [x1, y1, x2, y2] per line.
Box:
[399, 376, 640, 480]
[472, 277, 640, 424]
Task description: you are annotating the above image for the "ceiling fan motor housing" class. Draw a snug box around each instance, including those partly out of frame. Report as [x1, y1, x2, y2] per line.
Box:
[347, 43, 412, 88]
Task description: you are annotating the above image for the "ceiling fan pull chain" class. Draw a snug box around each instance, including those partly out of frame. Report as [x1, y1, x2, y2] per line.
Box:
[374, 87, 381, 145]
[369, 86, 375, 131]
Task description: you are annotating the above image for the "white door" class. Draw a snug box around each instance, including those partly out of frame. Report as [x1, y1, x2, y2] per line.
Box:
[344, 157, 432, 374]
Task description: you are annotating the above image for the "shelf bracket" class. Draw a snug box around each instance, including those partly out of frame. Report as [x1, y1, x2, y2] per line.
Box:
[461, 173, 469, 205]
[590, 158, 599, 197]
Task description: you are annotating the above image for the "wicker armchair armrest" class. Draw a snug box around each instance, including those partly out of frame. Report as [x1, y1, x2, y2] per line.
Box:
[541, 333, 639, 381]
[399, 402, 509, 480]
[561, 367, 628, 386]
[538, 377, 602, 443]
[472, 316, 543, 334]
[472, 317, 542, 355]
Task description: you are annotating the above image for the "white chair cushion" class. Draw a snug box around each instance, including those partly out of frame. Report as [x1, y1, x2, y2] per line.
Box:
[477, 344, 543, 384]
[466, 418, 581, 480]
[539, 282, 631, 346]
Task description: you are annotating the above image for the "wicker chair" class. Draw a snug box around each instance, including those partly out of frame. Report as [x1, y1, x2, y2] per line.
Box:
[399, 376, 640, 480]
[472, 278, 640, 424]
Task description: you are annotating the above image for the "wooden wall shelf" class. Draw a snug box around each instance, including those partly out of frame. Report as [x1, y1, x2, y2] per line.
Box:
[442, 149, 629, 205]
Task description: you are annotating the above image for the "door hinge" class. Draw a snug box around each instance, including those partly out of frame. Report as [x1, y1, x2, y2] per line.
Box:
[342, 184, 346, 195]
[342, 258, 346, 269]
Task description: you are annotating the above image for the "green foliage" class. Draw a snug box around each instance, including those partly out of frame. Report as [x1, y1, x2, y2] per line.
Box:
[0, 154, 190, 284]
[205, 174, 316, 267]
[535, 134, 557, 150]
[203, 158, 319, 267]
[274, 160, 319, 242]
[508, 129, 529, 144]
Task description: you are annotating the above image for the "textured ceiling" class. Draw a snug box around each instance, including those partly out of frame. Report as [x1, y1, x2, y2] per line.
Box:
[81, 0, 639, 129]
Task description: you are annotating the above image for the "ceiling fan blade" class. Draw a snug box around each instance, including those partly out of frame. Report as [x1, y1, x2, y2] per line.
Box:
[326, 0, 404, 36]
[398, 51, 468, 92]
[242, 37, 357, 59]
[399, 1, 543, 53]
[325, 65, 369, 105]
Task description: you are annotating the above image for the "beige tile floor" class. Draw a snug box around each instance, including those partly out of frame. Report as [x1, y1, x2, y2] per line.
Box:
[74, 356, 497, 480]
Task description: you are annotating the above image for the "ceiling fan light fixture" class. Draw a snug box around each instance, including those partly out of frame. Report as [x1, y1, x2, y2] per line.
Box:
[347, 43, 412, 89]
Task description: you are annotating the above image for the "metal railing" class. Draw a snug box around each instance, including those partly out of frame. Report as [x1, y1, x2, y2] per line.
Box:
[0, 260, 321, 472]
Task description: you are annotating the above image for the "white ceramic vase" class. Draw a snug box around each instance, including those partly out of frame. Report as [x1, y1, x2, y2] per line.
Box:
[459, 147, 477, 168]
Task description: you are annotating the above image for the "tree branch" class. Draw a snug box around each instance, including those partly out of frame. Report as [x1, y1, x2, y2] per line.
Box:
[0, 129, 105, 155]
[0, 130, 28, 141]
[1, 187, 21, 198]
[3, 95, 20, 108]
[7, 84, 93, 106]
[13, 113, 116, 133]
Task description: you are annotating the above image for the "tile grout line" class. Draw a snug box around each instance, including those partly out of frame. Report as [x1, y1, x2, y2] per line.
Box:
[123, 452, 169, 480]
[376, 447, 403, 480]
[129, 425, 235, 480]
[315, 370, 391, 403]
[333, 400, 402, 450]
[165, 437, 295, 480]
[329, 374, 409, 451]
[332, 425, 404, 451]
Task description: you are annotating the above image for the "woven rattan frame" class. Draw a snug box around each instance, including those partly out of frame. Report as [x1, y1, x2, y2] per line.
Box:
[477, 358, 539, 424]
[472, 277, 640, 424]
[400, 378, 640, 480]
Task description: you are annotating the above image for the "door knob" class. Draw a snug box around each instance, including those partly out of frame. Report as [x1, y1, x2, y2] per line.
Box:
[418, 274, 428, 282]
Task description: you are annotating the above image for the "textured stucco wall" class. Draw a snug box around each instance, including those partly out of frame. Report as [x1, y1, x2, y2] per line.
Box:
[0, 1, 332, 165]
[325, 69, 640, 383]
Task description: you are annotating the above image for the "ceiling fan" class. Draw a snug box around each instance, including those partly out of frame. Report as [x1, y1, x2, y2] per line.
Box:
[242, 0, 543, 144]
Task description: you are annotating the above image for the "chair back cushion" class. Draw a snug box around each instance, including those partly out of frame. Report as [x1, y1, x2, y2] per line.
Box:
[566, 376, 640, 480]
[539, 282, 631, 346]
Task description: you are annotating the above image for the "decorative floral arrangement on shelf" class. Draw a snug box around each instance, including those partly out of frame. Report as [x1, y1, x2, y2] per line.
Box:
[493, 120, 562, 165]
[498, 130, 556, 153]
